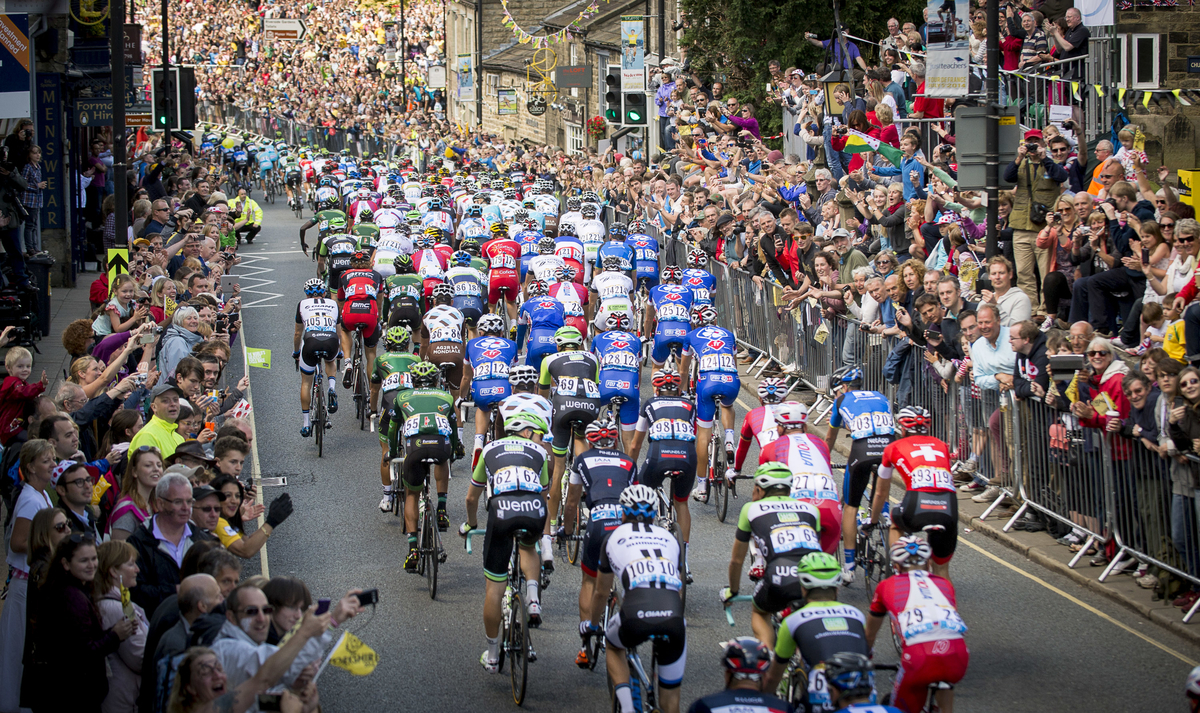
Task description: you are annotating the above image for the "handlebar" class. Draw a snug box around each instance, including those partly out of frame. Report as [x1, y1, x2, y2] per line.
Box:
[722, 594, 754, 626]
[463, 528, 486, 554]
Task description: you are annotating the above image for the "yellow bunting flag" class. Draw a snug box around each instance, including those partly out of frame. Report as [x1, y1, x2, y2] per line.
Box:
[1094, 84, 1105, 97]
[329, 631, 379, 675]
[1143, 92, 1152, 109]
[1119, 88, 1127, 105]
[1177, 89, 1192, 107]
[1072, 82, 1080, 100]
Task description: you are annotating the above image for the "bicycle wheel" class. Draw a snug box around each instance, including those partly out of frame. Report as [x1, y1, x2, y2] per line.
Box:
[889, 614, 904, 657]
[313, 380, 326, 458]
[509, 588, 530, 705]
[567, 502, 583, 565]
[715, 469, 729, 522]
[423, 491, 438, 599]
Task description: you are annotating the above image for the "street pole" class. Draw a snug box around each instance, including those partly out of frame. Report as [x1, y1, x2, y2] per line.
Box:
[985, 0, 999, 257]
[657, 0, 664, 63]
[475, 0, 483, 125]
[400, 0, 406, 110]
[112, 0, 128, 250]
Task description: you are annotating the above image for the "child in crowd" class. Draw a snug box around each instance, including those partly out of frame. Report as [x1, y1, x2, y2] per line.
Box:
[1127, 301, 1169, 356]
[92, 273, 148, 338]
[1115, 127, 1149, 182]
[0, 346, 47, 446]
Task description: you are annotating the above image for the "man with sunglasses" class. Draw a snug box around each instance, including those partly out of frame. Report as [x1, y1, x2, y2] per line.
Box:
[52, 460, 101, 539]
[190, 485, 227, 535]
[1048, 135, 1087, 194]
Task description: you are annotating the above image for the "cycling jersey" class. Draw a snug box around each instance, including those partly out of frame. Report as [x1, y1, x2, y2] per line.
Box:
[539, 350, 601, 454]
[519, 296, 566, 370]
[446, 266, 486, 322]
[314, 209, 349, 240]
[528, 254, 566, 284]
[775, 601, 870, 713]
[382, 273, 423, 325]
[593, 330, 642, 426]
[737, 495, 822, 613]
[829, 391, 895, 440]
[592, 275, 635, 333]
[423, 304, 465, 344]
[879, 436, 955, 493]
[628, 235, 660, 288]
[465, 335, 518, 408]
[483, 237, 522, 304]
[296, 298, 339, 374]
[457, 217, 490, 242]
[372, 352, 420, 444]
[571, 446, 637, 576]
[322, 235, 358, 288]
[687, 691, 796, 713]
[595, 241, 635, 272]
[338, 268, 382, 303]
[413, 247, 448, 302]
[636, 395, 698, 502]
[513, 230, 541, 281]
[682, 269, 716, 306]
[649, 285, 694, 364]
[472, 435, 550, 581]
[761, 433, 840, 554]
[686, 325, 741, 424]
[553, 236, 586, 283]
[548, 281, 589, 334]
[338, 269, 383, 346]
[733, 404, 783, 471]
[387, 387, 460, 488]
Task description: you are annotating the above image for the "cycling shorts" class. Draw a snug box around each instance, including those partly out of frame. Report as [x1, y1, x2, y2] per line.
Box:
[259, 164, 272, 177]
[752, 554, 810, 614]
[550, 394, 599, 455]
[598, 370, 640, 426]
[606, 589, 687, 688]
[387, 299, 422, 332]
[525, 329, 558, 372]
[636, 273, 660, 291]
[695, 372, 740, 426]
[482, 492, 546, 582]
[894, 639, 969, 713]
[327, 267, 351, 291]
[844, 436, 891, 508]
[471, 379, 510, 410]
[286, 171, 302, 187]
[378, 390, 399, 446]
[639, 443, 697, 502]
[426, 341, 465, 388]
[299, 333, 339, 374]
[581, 507, 621, 577]
[401, 435, 452, 491]
[892, 490, 958, 565]
[452, 298, 484, 326]
[340, 299, 380, 347]
[651, 322, 690, 364]
[488, 269, 520, 305]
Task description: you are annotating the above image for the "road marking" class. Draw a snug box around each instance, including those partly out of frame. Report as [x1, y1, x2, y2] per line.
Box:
[234, 253, 283, 309]
[959, 536, 1197, 665]
[234, 265, 270, 579]
[737, 396, 754, 412]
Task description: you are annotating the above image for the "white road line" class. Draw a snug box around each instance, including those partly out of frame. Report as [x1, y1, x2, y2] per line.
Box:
[236, 296, 269, 579]
[234, 253, 283, 308]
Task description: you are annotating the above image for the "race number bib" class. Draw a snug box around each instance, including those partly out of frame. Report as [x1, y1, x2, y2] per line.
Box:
[492, 465, 543, 494]
[900, 605, 967, 642]
[490, 253, 517, 269]
[454, 281, 482, 297]
[625, 555, 683, 591]
[380, 371, 411, 393]
[699, 353, 737, 373]
[403, 413, 451, 437]
[601, 351, 639, 370]
[791, 474, 839, 502]
[770, 524, 820, 554]
[910, 467, 953, 491]
[590, 503, 622, 522]
[658, 303, 689, 321]
[691, 287, 711, 303]
[648, 418, 696, 442]
[473, 361, 510, 380]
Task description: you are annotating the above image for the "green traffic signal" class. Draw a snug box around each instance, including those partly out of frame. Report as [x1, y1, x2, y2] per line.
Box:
[605, 108, 619, 121]
[625, 109, 643, 123]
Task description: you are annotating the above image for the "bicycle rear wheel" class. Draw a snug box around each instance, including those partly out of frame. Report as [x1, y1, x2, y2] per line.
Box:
[715, 471, 729, 522]
[509, 589, 530, 705]
[567, 503, 583, 565]
[423, 491, 439, 599]
[313, 380, 326, 457]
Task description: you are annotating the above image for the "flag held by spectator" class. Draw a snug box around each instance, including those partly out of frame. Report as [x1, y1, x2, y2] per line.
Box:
[329, 631, 379, 675]
[844, 129, 903, 168]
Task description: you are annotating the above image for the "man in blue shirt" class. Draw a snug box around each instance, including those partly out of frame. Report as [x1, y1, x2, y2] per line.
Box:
[870, 134, 926, 201]
[655, 67, 678, 151]
[804, 31, 868, 79]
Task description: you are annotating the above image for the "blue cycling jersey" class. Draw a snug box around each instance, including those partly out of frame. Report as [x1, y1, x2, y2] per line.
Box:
[519, 296, 566, 332]
[593, 331, 641, 373]
[515, 231, 542, 281]
[829, 391, 896, 440]
[595, 241, 635, 271]
[465, 336, 518, 406]
[628, 236, 660, 279]
[682, 269, 715, 305]
[686, 325, 738, 374]
[650, 285, 693, 322]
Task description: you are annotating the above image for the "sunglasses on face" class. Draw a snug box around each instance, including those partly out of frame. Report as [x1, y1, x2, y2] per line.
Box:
[196, 505, 221, 513]
[1086, 350, 1110, 357]
[1177, 236, 1194, 244]
[1183, 379, 1200, 387]
[240, 605, 274, 617]
[53, 522, 70, 533]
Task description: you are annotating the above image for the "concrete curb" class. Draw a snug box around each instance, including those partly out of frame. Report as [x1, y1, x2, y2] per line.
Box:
[734, 364, 1200, 648]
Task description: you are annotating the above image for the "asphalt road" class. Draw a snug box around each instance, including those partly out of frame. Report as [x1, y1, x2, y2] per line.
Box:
[227, 197, 1200, 712]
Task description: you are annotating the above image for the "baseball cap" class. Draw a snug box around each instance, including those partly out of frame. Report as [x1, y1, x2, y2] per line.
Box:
[164, 463, 204, 480]
[193, 485, 227, 502]
[1024, 129, 1044, 141]
[830, 228, 852, 239]
[151, 383, 186, 401]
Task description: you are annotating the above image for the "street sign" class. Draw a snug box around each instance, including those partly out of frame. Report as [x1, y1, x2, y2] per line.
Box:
[124, 24, 142, 64]
[555, 65, 591, 89]
[427, 65, 446, 89]
[107, 249, 129, 286]
[76, 98, 114, 127]
[126, 113, 152, 127]
[263, 18, 307, 41]
[0, 14, 31, 119]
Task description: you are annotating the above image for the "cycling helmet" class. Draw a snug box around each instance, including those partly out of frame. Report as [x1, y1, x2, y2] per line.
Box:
[350, 250, 371, 267]
[356, 206, 375, 223]
[474, 192, 491, 205]
[318, 177, 337, 189]
[538, 236, 557, 255]
[431, 283, 454, 303]
[326, 216, 347, 232]
[796, 552, 843, 589]
[691, 305, 718, 326]
[555, 326, 585, 348]
[566, 197, 581, 211]
[421, 186, 435, 197]
[602, 256, 623, 271]
[303, 278, 327, 297]
[522, 199, 536, 210]
[585, 416, 618, 446]
[609, 223, 627, 238]
[890, 536, 932, 568]
[619, 484, 658, 521]
[319, 196, 339, 212]
[896, 405, 932, 434]
[1187, 666, 1200, 700]
[580, 204, 598, 218]
[835, 366, 864, 388]
[558, 222, 577, 237]
[554, 265, 576, 282]
[428, 198, 443, 210]
[774, 401, 808, 427]
[478, 314, 506, 337]
[583, 191, 601, 203]
[629, 219, 648, 234]
[823, 652, 875, 700]
[393, 253, 414, 273]
[508, 365, 539, 388]
[652, 368, 681, 391]
[687, 249, 709, 268]
[467, 205, 483, 218]
[720, 637, 771, 681]
[490, 223, 508, 236]
[662, 265, 683, 283]
[409, 360, 440, 388]
[604, 312, 632, 332]
[414, 236, 434, 250]
[383, 326, 411, 352]
[753, 462, 794, 492]
[503, 187, 517, 199]
[524, 220, 540, 232]
[515, 208, 530, 222]
[381, 196, 398, 209]
[405, 210, 422, 224]
[423, 226, 443, 239]
[757, 377, 788, 404]
[527, 280, 548, 297]
[461, 238, 481, 256]
[452, 250, 473, 267]
[504, 409, 549, 435]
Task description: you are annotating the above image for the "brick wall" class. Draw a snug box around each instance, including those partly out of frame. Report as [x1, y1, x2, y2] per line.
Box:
[1119, 7, 1200, 88]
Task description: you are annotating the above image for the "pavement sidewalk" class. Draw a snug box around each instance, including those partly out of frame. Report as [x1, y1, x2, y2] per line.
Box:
[734, 362, 1200, 647]
[1, 277, 97, 393]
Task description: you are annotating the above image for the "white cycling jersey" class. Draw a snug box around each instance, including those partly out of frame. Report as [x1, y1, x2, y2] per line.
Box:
[602, 521, 683, 593]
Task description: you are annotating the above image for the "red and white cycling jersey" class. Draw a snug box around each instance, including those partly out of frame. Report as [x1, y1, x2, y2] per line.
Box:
[879, 435, 956, 493]
[482, 237, 522, 273]
[733, 405, 783, 471]
[869, 570, 966, 647]
[759, 433, 834, 492]
[549, 280, 589, 317]
[413, 248, 448, 281]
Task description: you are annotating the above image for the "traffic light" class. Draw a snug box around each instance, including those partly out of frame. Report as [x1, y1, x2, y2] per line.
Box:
[151, 68, 180, 131]
[604, 65, 622, 125]
[623, 92, 647, 126]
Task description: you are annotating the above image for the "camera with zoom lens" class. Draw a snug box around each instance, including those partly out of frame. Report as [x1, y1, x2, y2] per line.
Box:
[1025, 141, 1040, 154]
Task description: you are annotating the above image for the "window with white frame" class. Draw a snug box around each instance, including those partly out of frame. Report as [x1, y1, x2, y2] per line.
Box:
[486, 73, 499, 96]
[1128, 34, 1160, 89]
[567, 124, 585, 155]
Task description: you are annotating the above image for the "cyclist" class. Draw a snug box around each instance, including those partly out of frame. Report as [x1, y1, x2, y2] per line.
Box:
[548, 265, 589, 336]
[561, 195, 583, 229]
[464, 314, 519, 467]
[457, 204, 490, 243]
[283, 153, 304, 209]
[731, 377, 789, 476]
[554, 223, 587, 286]
[293, 279, 341, 436]
[823, 367, 895, 583]
[687, 638, 793, 713]
[337, 250, 383, 388]
[413, 233, 449, 308]
[628, 367, 697, 581]
[527, 235, 566, 288]
[446, 251, 487, 341]
[538, 325, 600, 575]
[423, 197, 455, 234]
[764, 552, 869, 713]
[517, 281, 566, 371]
[421, 283, 467, 410]
[818, 653, 905, 713]
[371, 326, 420, 511]
[678, 305, 740, 500]
[645, 266, 694, 367]
[759, 402, 842, 556]
[382, 254, 424, 334]
[585, 484, 687, 713]
[865, 537, 969, 713]
[561, 416, 637, 668]
[388, 361, 463, 569]
[682, 248, 716, 310]
[596, 223, 635, 275]
[460, 408, 551, 668]
[592, 256, 636, 337]
[721, 462, 822, 648]
[301, 196, 345, 257]
[482, 223, 523, 327]
[867, 406, 958, 579]
[593, 312, 642, 451]
[577, 203, 606, 282]
[498, 365, 554, 448]
[627, 219, 661, 291]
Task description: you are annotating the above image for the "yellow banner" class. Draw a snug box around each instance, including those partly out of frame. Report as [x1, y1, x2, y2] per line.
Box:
[330, 631, 378, 675]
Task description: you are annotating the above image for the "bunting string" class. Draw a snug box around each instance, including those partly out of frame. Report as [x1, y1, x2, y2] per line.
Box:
[500, 0, 610, 49]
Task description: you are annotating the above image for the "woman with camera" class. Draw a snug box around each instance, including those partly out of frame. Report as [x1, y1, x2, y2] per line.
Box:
[1036, 195, 1088, 328]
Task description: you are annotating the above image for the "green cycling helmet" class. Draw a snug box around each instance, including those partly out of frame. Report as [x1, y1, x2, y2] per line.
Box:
[554, 326, 584, 348]
[409, 360, 440, 388]
[752, 462, 794, 492]
[405, 210, 422, 223]
[327, 216, 348, 231]
[796, 551, 843, 589]
[504, 411, 549, 435]
[384, 326, 411, 352]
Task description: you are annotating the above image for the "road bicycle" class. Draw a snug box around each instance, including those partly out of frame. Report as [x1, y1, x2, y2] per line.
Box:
[466, 527, 539, 705]
[873, 662, 956, 713]
[653, 481, 688, 611]
[853, 467, 892, 600]
[413, 464, 448, 599]
[295, 353, 333, 457]
[695, 395, 737, 522]
[349, 325, 370, 430]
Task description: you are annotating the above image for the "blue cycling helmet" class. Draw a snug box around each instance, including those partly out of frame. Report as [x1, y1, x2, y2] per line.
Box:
[303, 278, 327, 297]
[619, 484, 657, 521]
[837, 367, 864, 387]
[823, 652, 875, 700]
[452, 250, 473, 267]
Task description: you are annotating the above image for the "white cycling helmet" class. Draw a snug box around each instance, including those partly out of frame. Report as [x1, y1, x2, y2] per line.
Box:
[774, 401, 809, 427]
[890, 536, 932, 568]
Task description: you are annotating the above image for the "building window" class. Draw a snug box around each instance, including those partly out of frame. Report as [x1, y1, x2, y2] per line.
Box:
[1129, 34, 1159, 89]
[486, 73, 499, 96]
[567, 124, 585, 155]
